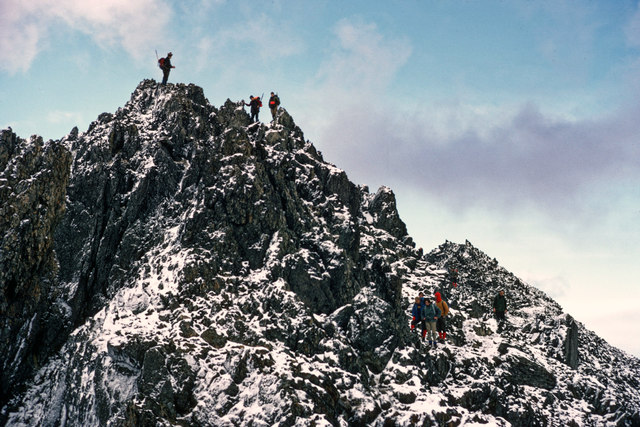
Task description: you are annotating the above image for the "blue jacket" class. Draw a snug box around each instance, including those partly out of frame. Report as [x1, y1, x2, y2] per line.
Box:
[422, 303, 441, 321]
[412, 303, 422, 319]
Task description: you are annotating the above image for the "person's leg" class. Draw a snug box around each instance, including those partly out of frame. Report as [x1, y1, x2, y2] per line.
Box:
[442, 317, 447, 341]
[411, 317, 419, 331]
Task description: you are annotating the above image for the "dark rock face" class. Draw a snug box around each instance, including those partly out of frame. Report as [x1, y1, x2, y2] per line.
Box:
[1, 81, 639, 426]
[0, 130, 71, 405]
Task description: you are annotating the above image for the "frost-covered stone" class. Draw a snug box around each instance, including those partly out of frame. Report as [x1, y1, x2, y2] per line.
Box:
[1, 81, 639, 426]
[0, 129, 71, 406]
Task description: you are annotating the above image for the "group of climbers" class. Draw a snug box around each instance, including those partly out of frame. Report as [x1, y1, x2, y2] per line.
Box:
[410, 291, 449, 348]
[244, 92, 281, 123]
[409, 268, 509, 348]
[156, 52, 282, 123]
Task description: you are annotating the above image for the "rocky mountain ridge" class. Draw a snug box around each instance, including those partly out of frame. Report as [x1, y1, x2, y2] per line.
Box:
[1, 80, 639, 426]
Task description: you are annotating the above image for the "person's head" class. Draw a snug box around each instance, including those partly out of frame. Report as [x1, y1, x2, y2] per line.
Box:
[424, 298, 431, 305]
[414, 296, 420, 304]
[271, 92, 275, 95]
[167, 52, 173, 58]
[419, 292, 424, 298]
[435, 291, 441, 301]
[499, 290, 505, 296]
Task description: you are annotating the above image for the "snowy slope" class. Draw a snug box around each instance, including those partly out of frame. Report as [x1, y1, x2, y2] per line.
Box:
[1, 81, 639, 426]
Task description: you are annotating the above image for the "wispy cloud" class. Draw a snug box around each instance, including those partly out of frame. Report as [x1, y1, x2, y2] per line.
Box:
[46, 110, 85, 126]
[189, 12, 305, 83]
[296, 17, 412, 145]
[0, 0, 172, 73]
[313, 18, 412, 100]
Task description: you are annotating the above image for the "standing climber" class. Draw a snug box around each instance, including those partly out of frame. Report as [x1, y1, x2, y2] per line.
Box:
[449, 267, 459, 288]
[434, 291, 449, 343]
[268, 92, 280, 121]
[410, 296, 425, 336]
[493, 290, 507, 321]
[422, 299, 441, 347]
[245, 95, 262, 122]
[159, 52, 175, 85]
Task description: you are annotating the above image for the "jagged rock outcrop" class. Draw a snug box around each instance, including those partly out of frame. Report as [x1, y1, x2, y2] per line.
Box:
[0, 129, 71, 405]
[1, 81, 639, 426]
[564, 314, 580, 369]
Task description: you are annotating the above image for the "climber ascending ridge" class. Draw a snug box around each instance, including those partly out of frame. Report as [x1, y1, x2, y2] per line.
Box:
[449, 267, 459, 288]
[493, 290, 507, 322]
[268, 92, 280, 121]
[410, 296, 425, 336]
[245, 95, 262, 122]
[434, 291, 449, 343]
[422, 298, 441, 348]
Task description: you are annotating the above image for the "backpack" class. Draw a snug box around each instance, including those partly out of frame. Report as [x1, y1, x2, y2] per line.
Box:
[158, 57, 165, 69]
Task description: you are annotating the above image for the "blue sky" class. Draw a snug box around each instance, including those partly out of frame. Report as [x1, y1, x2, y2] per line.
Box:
[2, 0, 639, 357]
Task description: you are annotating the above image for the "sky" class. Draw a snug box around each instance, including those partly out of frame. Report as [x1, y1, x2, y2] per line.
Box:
[1, 0, 639, 357]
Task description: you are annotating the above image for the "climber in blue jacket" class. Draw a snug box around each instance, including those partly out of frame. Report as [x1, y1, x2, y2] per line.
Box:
[410, 296, 425, 335]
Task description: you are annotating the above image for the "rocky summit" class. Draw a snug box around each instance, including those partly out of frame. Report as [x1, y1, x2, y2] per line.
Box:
[1, 80, 639, 426]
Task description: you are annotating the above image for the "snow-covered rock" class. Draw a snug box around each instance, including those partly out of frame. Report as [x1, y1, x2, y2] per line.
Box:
[1, 81, 638, 426]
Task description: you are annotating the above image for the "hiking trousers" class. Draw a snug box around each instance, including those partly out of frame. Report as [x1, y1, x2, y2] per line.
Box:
[425, 321, 437, 341]
[162, 69, 170, 85]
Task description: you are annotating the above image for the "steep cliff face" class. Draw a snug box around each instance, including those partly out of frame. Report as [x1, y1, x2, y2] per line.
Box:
[1, 81, 639, 426]
[0, 129, 71, 405]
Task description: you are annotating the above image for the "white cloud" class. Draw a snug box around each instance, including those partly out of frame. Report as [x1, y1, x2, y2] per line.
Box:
[0, 0, 172, 73]
[0, 2, 42, 73]
[294, 17, 413, 154]
[314, 18, 412, 99]
[189, 13, 305, 80]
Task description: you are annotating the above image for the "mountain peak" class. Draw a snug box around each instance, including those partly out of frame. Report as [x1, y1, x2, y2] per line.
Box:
[1, 81, 639, 426]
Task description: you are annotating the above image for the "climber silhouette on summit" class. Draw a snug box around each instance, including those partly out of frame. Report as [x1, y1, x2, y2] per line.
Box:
[158, 52, 175, 85]
[268, 92, 280, 121]
[245, 95, 262, 122]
